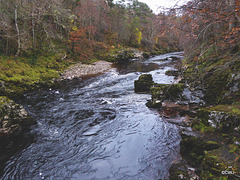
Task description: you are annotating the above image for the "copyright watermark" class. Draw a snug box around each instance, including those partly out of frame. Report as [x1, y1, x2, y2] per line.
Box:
[221, 166, 237, 175]
[221, 170, 236, 175]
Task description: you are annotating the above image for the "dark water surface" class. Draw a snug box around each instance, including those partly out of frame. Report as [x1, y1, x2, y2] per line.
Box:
[1, 52, 184, 180]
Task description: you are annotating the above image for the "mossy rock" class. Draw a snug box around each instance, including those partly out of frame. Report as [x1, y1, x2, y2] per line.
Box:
[169, 160, 192, 180]
[165, 70, 179, 77]
[150, 83, 185, 101]
[206, 103, 240, 117]
[134, 74, 154, 93]
[203, 69, 231, 104]
[200, 147, 240, 179]
[146, 99, 162, 108]
[183, 56, 240, 104]
[180, 135, 220, 167]
[116, 50, 134, 63]
[142, 52, 151, 58]
[138, 74, 153, 81]
[0, 96, 36, 135]
[204, 141, 220, 151]
[194, 107, 240, 133]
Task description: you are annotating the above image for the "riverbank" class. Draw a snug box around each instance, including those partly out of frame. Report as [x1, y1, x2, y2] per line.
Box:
[132, 52, 240, 179]
[58, 60, 112, 80]
[168, 54, 240, 179]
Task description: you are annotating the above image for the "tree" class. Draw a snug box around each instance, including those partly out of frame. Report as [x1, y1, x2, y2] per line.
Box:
[178, 0, 240, 60]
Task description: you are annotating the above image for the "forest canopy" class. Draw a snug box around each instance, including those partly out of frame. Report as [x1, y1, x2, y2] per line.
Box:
[0, 0, 239, 61]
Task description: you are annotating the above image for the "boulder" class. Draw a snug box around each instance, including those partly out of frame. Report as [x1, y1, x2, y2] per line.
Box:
[116, 50, 134, 63]
[150, 83, 185, 101]
[146, 99, 162, 108]
[194, 108, 240, 133]
[165, 70, 179, 77]
[0, 96, 36, 135]
[134, 74, 154, 93]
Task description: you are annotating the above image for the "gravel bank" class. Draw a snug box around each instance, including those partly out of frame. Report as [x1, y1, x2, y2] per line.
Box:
[58, 60, 112, 80]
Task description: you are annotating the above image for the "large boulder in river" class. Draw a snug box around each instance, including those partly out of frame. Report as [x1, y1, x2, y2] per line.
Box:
[0, 96, 36, 135]
[134, 74, 154, 93]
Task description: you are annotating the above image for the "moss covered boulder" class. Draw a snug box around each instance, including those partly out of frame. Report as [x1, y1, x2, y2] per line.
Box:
[0, 96, 36, 135]
[193, 106, 240, 134]
[165, 70, 179, 77]
[200, 145, 240, 179]
[182, 56, 240, 104]
[134, 74, 154, 93]
[150, 83, 185, 101]
[180, 135, 220, 167]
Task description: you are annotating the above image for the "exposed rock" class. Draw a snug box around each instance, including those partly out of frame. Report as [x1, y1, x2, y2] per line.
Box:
[169, 159, 199, 180]
[0, 96, 36, 135]
[146, 99, 162, 108]
[194, 108, 240, 133]
[0, 81, 5, 94]
[165, 70, 179, 77]
[150, 83, 185, 101]
[180, 134, 220, 167]
[116, 50, 135, 62]
[142, 52, 151, 58]
[134, 74, 154, 93]
[164, 56, 179, 61]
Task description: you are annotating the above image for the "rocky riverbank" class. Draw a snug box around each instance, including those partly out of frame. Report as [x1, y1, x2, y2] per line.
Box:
[168, 54, 240, 179]
[133, 53, 240, 179]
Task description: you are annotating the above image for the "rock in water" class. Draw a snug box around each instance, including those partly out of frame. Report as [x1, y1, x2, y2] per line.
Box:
[146, 99, 162, 108]
[0, 96, 36, 135]
[134, 74, 154, 93]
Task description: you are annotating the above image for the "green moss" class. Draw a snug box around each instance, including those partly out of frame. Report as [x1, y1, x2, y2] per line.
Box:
[192, 121, 215, 133]
[134, 74, 154, 93]
[150, 83, 185, 101]
[142, 52, 150, 58]
[192, 110, 215, 133]
[206, 103, 240, 117]
[200, 148, 240, 179]
[0, 54, 72, 95]
[183, 56, 240, 105]
[0, 96, 11, 107]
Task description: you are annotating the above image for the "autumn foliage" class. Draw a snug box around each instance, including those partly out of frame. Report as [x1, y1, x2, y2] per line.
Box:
[178, 0, 240, 60]
[69, 27, 95, 62]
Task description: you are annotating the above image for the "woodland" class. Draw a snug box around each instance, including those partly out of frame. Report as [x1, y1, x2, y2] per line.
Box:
[0, 0, 239, 60]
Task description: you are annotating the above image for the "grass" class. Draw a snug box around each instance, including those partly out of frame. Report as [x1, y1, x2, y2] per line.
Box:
[206, 103, 240, 116]
[0, 53, 74, 94]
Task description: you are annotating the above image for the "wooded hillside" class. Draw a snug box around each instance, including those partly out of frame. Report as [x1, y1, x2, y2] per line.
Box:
[0, 0, 181, 61]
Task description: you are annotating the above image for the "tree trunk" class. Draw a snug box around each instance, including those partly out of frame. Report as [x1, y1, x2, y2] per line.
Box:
[32, 1, 36, 55]
[15, 5, 21, 58]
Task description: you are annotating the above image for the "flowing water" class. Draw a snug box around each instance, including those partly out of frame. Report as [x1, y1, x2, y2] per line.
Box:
[1, 52, 184, 180]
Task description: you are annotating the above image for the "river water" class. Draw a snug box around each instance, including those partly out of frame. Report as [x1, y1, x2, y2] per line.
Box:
[1, 52, 184, 180]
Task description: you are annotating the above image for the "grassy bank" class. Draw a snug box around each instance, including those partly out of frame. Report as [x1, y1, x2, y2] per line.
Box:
[0, 53, 74, 97]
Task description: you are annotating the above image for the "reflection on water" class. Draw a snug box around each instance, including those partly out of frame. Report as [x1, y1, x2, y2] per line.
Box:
[1, 52, 183, 180]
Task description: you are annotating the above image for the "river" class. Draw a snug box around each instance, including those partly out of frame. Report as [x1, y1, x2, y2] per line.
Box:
[1, 52, 184, 180]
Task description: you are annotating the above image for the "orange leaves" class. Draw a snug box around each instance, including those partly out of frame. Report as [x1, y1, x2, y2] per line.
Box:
[69, 27, 95, 62]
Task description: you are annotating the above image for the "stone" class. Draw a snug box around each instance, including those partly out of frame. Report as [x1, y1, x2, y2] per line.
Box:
[0, 96, 36, 136]
[165, 70, 179, 77]
[150, 83, 185, 101]
[134, 74, 154, 93]
[146, 99, 162, 108]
